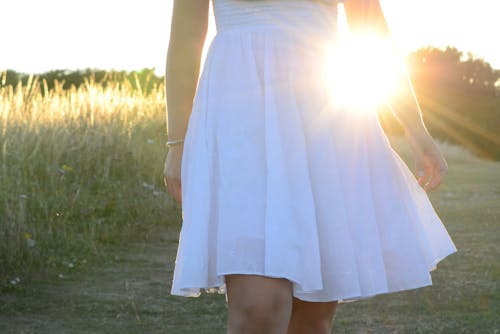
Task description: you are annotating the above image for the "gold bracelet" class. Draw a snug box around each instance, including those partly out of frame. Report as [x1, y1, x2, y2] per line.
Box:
[166, 139, 184, 147]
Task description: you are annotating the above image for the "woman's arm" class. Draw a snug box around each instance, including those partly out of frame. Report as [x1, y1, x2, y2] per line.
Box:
[344, 0, 426, 139]
[166, 0, 210, 140]
[163, 0, 210, 204]
[343, 0, 448, 191]
[343, 0, 390, 37]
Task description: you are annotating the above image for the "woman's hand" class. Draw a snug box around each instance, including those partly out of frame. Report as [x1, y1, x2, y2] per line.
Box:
[163, 145, 183, 204]
[407, 131, 448, 192]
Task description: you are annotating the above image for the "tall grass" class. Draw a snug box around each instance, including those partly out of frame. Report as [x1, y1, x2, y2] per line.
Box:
[0, 74, 173, 286]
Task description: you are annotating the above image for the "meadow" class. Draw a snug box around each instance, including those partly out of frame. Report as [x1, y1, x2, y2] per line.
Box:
[0, 76, 499, 333]
[0, 74, 172, 286]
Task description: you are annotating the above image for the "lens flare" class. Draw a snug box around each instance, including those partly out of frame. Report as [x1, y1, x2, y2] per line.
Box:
[325, 36, 403, 112]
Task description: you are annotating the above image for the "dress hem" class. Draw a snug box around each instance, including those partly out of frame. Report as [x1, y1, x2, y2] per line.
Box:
[171, 281, 434, 303]
[170, 249, 456, 303]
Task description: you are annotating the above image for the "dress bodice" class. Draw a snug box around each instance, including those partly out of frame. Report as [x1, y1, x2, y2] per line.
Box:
[213, 0, 339, 34]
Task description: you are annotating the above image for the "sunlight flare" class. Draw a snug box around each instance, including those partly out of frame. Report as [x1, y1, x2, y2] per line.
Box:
[325, 36, 403, 111]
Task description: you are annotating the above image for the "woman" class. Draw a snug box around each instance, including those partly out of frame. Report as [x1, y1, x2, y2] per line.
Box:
[163, 0, 456, 333]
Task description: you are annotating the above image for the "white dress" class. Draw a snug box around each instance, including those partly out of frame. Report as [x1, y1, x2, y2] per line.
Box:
[170, 0, 456, 302]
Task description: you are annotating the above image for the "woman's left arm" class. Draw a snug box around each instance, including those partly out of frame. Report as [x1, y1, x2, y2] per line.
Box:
[343, 0, 448, 191]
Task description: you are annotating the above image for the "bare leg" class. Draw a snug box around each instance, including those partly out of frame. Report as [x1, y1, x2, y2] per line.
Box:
[287, 297, 338, 334]
[225, 274, 293, 334]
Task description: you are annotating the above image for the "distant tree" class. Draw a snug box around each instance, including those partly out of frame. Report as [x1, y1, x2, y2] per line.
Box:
[407, 46, 500, 96]
[460, 53, 500, 95]
[382, 46, 500, 160]
[1, 70, 28, 87]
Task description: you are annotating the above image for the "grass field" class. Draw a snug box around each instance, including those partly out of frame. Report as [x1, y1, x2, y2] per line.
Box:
[0, 76, 171, 285]
[0, 78, 499, 333]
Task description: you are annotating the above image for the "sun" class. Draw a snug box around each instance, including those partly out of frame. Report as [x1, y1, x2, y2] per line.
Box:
[325, 35, 403, 112]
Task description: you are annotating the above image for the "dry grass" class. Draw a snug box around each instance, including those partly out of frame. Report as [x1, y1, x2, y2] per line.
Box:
[0, 74, 175, 286]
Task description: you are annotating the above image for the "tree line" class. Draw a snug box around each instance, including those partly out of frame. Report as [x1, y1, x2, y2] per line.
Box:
[1, 68, 163, 95]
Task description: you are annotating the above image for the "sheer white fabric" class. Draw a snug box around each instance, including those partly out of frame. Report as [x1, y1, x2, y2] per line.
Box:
[170, 0, 456, 302]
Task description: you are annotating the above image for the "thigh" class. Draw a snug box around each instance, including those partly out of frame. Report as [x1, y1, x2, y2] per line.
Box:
[225, 274, 293, 302]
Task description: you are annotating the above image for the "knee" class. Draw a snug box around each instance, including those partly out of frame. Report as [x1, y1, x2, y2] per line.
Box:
[236, 299, 276, 328]
[226, 275, 293, 333]
[228, 293, 291, 333]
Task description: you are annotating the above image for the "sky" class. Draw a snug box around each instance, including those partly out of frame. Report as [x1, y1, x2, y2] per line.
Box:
[1, 0, 499, 75]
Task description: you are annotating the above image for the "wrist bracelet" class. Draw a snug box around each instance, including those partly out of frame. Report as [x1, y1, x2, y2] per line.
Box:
[166, 138, 184, 147]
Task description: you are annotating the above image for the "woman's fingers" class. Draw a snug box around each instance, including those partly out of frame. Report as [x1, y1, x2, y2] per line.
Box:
[414, 153, 445, 192]
[173, 179, 182, 204]
[419, 151, 447, 192]
[428, 164, 447, 191]
[163, 148, 183, 204]
[415, 153, 431, 188]
[410, 134, 448, 192]
[428, 149, 448, 191]
[165, 176, 182, 204]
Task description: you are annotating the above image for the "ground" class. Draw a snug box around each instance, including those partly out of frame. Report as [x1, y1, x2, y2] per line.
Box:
[1, 142, 499, 333]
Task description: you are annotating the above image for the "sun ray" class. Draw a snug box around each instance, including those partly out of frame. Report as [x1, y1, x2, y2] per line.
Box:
[422, 97, 500, 147]
[420, 111, 489, 157]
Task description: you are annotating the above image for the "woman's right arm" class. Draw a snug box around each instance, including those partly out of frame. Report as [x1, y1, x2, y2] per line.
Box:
[163, 0, 210, 204]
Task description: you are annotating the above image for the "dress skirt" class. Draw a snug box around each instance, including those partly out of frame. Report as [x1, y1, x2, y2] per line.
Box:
[169, 0, 456, 302]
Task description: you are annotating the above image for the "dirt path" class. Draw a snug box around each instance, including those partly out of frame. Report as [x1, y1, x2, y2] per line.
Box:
[0, 229, 227, 334]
